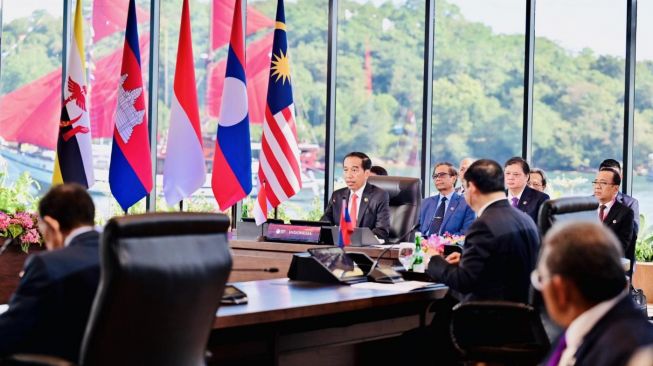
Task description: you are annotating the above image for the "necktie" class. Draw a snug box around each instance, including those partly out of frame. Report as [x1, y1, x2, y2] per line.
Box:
[350, 194, 358, 228]
[427, 197, 447, 236]
[511, 197, 519, 207]
[547, 334, 567, 366]
[599, 204, 606, 222]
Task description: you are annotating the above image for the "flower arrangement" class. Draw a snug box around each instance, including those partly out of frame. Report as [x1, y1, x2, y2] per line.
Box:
[0, 211, 42, 252]
[422, 232, 465, 255]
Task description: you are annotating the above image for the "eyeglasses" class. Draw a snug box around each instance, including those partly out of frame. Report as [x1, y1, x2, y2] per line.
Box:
[529, 182, 543, 188]
[432, 172, 451, 179]
[591, 180, 616, 188]
[530, 269, 551, 291]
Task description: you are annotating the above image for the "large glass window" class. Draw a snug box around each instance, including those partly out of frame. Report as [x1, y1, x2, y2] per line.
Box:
[633, 0, 653, 227]
[335, 0, 425, 186]
[430, 0, 525, 195]
[532, 0, 626, 198]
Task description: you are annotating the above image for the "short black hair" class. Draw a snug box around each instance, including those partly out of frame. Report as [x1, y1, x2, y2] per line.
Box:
[38, 184, 95, 233]
[463, 159, 505, 194]
[370, 165, 388, 176]
[504, 156, 530, 175]
[343, 152, 372, 171]
[543, 221, 626, 304]
[530, 168, 547, 188]
[599, 159, 621, 173]
[599, 167, 621, 186]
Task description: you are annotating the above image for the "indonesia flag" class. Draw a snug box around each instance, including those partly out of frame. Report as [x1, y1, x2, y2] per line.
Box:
[52, 0, 94, 188]
[253, 0, 302, 225]
[338, 198, 353, 248]
[211, 0, 252, 211]
[163, 0, 205, 206]
[109, 0, 152, 211]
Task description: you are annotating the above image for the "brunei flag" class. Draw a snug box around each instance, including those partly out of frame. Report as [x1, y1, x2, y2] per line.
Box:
[52, 0, 94, 188]
[109, 0, 152, 211]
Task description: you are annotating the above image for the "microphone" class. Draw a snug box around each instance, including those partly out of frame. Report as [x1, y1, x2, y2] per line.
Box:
[231, 267, 279, 273]
[367, 223, 420, 283]
[0, 238, 13, 256]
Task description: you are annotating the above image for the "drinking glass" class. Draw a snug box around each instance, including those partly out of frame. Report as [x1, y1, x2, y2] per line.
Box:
[397, 242, 415, 271]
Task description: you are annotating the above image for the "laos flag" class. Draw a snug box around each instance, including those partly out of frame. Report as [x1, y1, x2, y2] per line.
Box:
[211, 0, 252, 211]
[109, 0, 152, 212]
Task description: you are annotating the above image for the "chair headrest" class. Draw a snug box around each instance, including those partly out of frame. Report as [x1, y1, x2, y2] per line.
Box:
[103, 212, 230, 240]
[368, 176, 421, 206]
[538, 196, 600, 236]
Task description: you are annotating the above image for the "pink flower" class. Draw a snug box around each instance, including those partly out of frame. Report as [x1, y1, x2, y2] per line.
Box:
[11, 212, 34, 229]
[0, 213, 10, 231]
[20, 228, 41, 245]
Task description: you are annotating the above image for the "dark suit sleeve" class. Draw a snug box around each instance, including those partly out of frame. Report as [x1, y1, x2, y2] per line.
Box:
[0, 255, 52, 356]
[616, 207, 635, 255]
[426, 220, 493, 294]
[628, 197, 640, 235]
[372, 189, 391, 240]
[320, 193, 336, 224]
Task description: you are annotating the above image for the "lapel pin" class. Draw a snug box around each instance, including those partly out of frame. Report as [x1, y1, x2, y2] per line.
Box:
[522, 201, 527, 205]
[364, 197, 369, 203]
[450, 207, 455, 211]
[613, 219, 617, 224]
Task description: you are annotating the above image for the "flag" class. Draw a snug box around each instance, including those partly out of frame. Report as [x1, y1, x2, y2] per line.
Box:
[52, 0, 94, 188]
[211, 0, 252, 211]
[253, 0, 302, 225]
[163, 0, 205, 206]
[338, 199, 353, 248]
[109, 0, 152, 211]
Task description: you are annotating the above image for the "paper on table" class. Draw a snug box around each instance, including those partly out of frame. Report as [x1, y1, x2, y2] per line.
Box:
[352, 281, 443, 292]
[0, 304, 8, 315]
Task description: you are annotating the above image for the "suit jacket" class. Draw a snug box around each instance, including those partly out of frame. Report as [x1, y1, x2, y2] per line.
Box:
[321, 183, 391, 240]
[545, 296, 653, 366]
[0, 230, 100, 362]
[419, 192, 475, 236]
[426, 199, 540, 303]
[603, 200, 635, 262]
[507, 186, 550, 224]
[617, 191, 639, 235]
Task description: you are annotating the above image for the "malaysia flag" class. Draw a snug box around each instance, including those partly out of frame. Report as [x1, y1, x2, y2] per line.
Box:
[109, 0, 152, 212]
[211, 0, 252, 211]
[162, 0, 205, 206]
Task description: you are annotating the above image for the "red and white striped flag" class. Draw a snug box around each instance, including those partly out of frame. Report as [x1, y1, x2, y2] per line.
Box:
[253, 0, 302, 225]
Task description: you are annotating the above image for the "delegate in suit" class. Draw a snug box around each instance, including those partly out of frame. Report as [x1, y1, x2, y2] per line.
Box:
[426, 159, 540, 303]
[321, 152, 390, 240]
[504, 156, 550, 224]
[0, 184, 100, 362]
[419, 162, 475, 236]
[535, 222, 653, 366]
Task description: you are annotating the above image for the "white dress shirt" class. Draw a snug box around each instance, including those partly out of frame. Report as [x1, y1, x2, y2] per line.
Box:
[63, 225, 95, 247]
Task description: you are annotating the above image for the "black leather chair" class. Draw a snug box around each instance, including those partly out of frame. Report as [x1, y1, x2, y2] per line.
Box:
[450, 301, 550, 365]
[537, 196, 600, 236]
[368, 176, 421, 243]
[5, 212, 233, 366]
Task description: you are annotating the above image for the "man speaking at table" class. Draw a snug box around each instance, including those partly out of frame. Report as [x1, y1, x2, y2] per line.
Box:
[321, 152, 390, 241]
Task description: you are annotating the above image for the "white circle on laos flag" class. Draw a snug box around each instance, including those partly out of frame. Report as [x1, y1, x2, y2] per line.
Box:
[218, 77, 249, 127]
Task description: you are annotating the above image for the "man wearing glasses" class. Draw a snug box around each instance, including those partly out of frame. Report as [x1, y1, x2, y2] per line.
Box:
[533, 222, 653, 366]
[419, 162, 475, 236]
[593, 167, 635, 268]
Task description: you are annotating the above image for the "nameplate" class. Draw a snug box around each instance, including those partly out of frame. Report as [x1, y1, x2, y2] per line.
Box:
[265, 224, 322, 243]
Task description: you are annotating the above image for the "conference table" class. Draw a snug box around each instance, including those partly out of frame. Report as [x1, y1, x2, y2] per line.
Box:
[209, 278, 448, 366]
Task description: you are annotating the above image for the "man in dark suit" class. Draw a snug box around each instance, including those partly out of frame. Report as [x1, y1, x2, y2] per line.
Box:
[535, 221, 653, 366]
[594, 168, 635, 266]
[599, 159, 639, 235]
[419, 162, 475, 236]
[0, 184, 100, 362]
[504, 156, 550, 224]
[321, 152, 390, 240]
[426, 159, 540, 303]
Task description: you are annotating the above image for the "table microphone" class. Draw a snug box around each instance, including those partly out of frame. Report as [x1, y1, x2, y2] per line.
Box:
[0, 238, 13, 256]
[367, 223, 420, 283]
[231, 267, 279, 273]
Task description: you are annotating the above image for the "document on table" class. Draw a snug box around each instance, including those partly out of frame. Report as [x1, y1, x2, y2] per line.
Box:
[0, 304, 8, 315]
[352, 281, 444, 292]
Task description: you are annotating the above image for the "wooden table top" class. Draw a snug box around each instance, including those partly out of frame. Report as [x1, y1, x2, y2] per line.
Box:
[214, 278, 447, 329]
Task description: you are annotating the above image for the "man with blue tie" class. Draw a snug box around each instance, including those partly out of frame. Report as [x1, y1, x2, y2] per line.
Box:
[419, 162, 475, 237]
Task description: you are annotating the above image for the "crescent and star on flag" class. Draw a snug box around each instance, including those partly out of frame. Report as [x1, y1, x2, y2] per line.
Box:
[270, 22, 291, 85]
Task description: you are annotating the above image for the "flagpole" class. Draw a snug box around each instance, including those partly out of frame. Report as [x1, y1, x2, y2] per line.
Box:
[146, 0, 161, 212]
[61, 0, 72, 102]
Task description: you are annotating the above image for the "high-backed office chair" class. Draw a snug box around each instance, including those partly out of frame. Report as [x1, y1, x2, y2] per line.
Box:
[368, 175, 421, 243]
[537, 196, 600, 236]
[5, 212, 232, 366]
[450, 301, 550, 365]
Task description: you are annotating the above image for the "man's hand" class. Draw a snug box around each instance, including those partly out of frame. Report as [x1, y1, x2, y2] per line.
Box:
[445, 252, 461, 265]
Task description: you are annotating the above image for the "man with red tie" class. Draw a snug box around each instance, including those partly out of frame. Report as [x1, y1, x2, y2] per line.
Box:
[321, 152, 390, 240]
[593, 167, 635, 267]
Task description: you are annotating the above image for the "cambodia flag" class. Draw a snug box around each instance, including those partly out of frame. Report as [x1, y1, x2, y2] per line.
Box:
[339, 198, 353, 248]
[109, 0, 152, 211]
[211, 0, 252, 211]
[162, 0, 205, 206]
